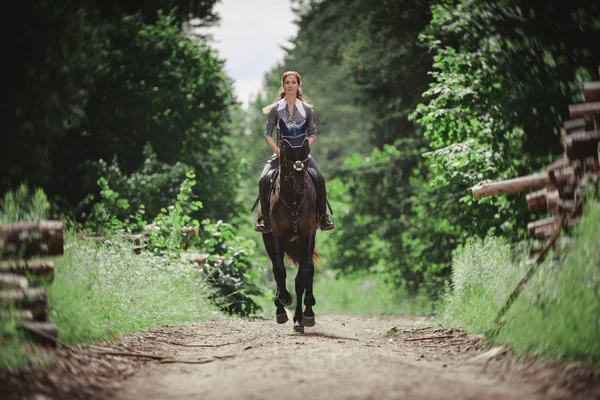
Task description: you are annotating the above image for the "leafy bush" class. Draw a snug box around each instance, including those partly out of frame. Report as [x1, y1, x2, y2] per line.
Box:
[201, 220, 262, 317]
[84, 171, 262, 317]
[86, 143, 193, 222]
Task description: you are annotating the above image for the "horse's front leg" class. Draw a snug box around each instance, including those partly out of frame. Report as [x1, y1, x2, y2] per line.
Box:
[266, 233, 292, 323]
[302, 232, 316, 327]
[293, 233, 316, 332]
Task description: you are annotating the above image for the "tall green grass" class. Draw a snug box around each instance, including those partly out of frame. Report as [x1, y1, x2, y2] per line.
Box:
[0, 233, 221, 369]
[49, 234, 221, 343]
[440, 199, 600, 364]
[251, 268, 431, 316]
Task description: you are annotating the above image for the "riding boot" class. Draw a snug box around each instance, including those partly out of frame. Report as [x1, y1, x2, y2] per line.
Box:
[316, 178, 335, 231]
[254, 180, 271, 233]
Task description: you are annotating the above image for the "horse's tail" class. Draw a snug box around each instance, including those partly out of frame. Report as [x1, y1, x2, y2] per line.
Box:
[284, 240, 321, 270]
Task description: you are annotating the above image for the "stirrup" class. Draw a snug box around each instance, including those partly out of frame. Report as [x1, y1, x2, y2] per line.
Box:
[254, 216, 270, 233]
[319, 214, 335, 231]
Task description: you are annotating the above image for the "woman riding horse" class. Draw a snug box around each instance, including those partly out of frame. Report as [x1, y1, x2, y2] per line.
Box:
[254, 70, 335, 233]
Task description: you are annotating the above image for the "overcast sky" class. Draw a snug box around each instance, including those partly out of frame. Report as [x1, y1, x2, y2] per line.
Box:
[205, 0, 299, 108]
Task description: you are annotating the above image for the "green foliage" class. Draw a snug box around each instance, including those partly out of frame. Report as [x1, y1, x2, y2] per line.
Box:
[89, 144, 193, 221]
[3, 4, 239, 222]
[84, 172, 262, 317]
[48, 233, 220, 344]
[410, 0, 600, 237]
[439, 236, 524, 332]
[146, 171, 203, 253]
[0, 185, 51, 223]
[313, 270, 431, 315]
[201, 221, 262, 317]
[441, 198, 600, 364]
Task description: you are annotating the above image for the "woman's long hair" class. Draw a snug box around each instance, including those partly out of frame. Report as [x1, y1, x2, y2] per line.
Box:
[262, 70, 312, 114]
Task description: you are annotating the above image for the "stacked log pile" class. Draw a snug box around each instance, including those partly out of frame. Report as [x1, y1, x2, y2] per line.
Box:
[0, 221, 63, 346]
[472, 72, 600, 241]
[470, 69, 600, 326]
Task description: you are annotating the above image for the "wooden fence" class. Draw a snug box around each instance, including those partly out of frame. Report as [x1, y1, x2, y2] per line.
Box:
[0, 221, 63, 346]
[471, 67, 600, 326]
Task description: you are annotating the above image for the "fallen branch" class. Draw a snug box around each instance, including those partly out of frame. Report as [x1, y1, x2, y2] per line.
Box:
[152, 337, 257, 348]
[86, 349, 166, 360]
[404, 335, 455, 342]
[159, 355, 235, 364]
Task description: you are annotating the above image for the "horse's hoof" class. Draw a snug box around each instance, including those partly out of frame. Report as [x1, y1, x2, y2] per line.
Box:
[293, 323, 305, 333]
[279, 293, 293, 306]
[302, 315, 315, 327]
[276, 312, 289, 324]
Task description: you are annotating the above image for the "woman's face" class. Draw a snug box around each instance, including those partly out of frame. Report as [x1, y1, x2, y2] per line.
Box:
[283, 75, 300, 96]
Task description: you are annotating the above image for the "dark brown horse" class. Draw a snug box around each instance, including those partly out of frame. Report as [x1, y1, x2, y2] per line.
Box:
[260, 118, 319, 333]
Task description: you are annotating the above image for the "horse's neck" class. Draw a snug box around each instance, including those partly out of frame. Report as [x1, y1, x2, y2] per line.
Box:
[277, 165, 298, 200]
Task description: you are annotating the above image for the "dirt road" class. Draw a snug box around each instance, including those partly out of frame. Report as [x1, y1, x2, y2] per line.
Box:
[4, 315, 599, 400]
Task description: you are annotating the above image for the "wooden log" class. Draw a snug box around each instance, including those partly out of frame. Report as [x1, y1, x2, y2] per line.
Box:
[0, 288, 49, 320]
[563, 118, 586, 133]
[558, 199, 577, 213]
[0, 260, 54, 282]
[0, 273, 28, 290]
[527, 217, 556, 236]
[0, 221, 63, 258]
[0, 309, 33, 321]
[545, 155, 569, 173]
[569, 102, 600, 118]
[584, 81, 600, 102]
[533, 225, 554, 240]
[23, 322, 58, 347]
[471, 167, 574, 199]
[526, 189, 547, 211]
[564, 130, 600, 159]
[546, 190, 559, 214]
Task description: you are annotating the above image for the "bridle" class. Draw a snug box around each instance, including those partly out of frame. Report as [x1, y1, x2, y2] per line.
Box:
[278, 134, 311, 232]
[281, 134, 310, 194]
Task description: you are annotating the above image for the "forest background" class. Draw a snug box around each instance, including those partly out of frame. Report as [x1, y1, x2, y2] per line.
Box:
[2, 0, 599, 367]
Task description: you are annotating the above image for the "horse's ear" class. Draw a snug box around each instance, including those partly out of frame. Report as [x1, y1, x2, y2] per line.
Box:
[278, 118, 290, 136]
[300, 114, 310, 133]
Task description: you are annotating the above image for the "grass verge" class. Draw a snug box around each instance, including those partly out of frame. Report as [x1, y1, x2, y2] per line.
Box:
[440, 198, 600, 365]
[251, 268, 431, 316]
[1, 233, 221, 370]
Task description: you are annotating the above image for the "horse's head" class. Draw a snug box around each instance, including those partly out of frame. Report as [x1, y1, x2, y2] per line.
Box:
[279, 117, 311, 194]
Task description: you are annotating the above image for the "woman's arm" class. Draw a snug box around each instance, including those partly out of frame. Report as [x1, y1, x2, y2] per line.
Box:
[306, 106, 317, 147]
[265, 136, 280, 157]
[264, 106, 280, 156]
